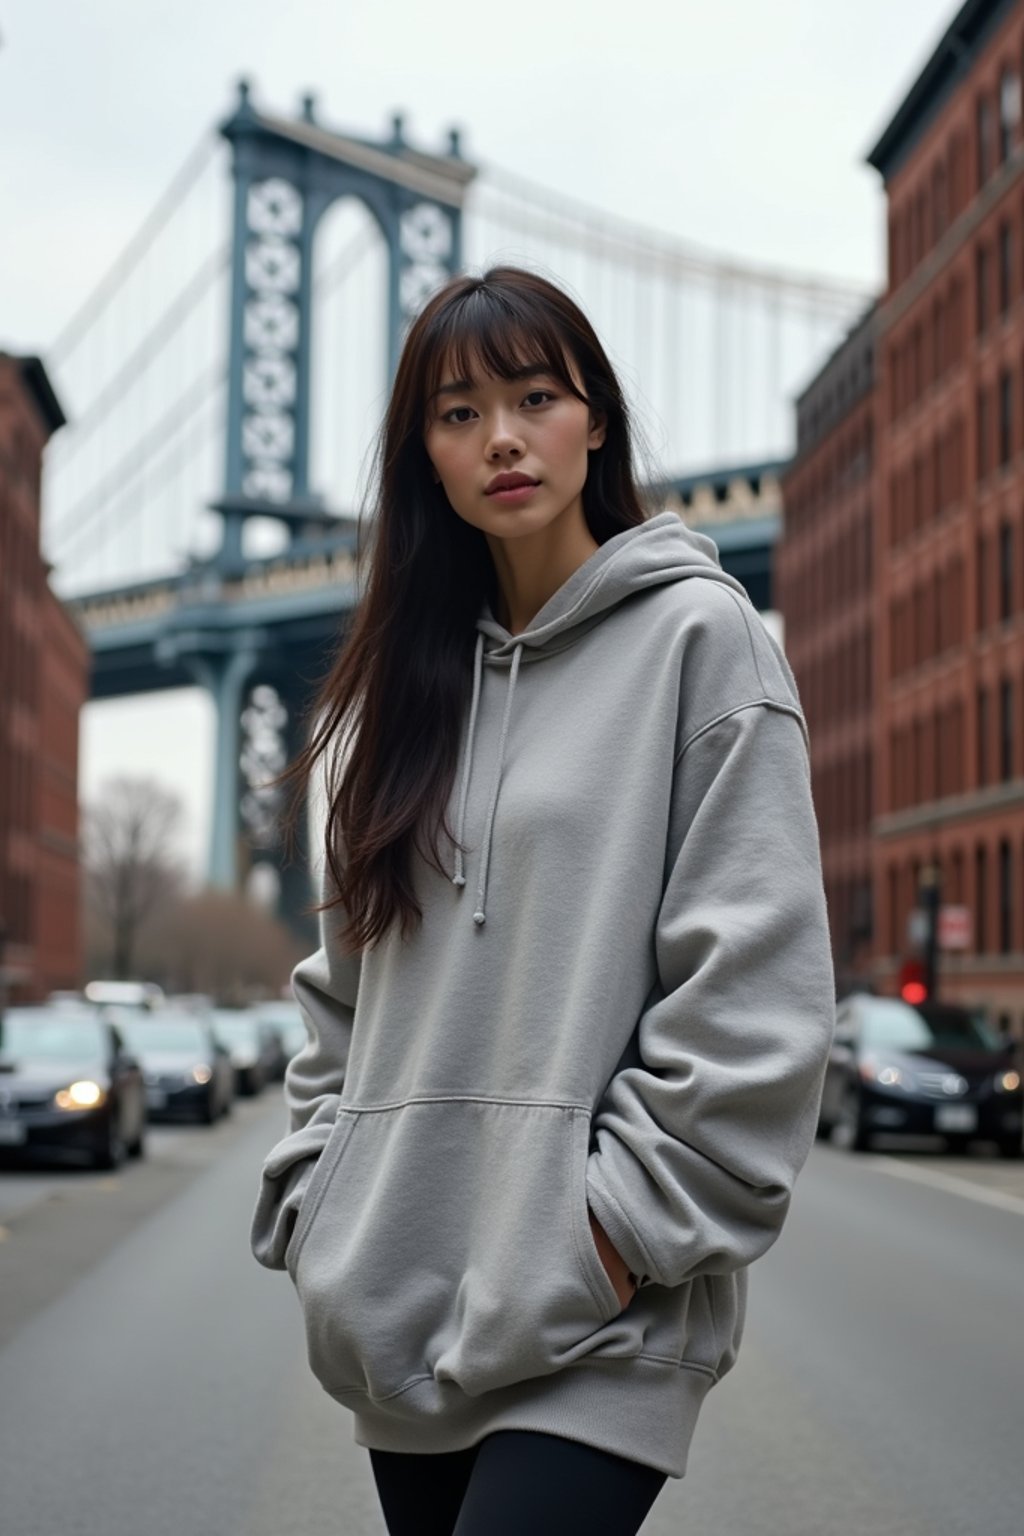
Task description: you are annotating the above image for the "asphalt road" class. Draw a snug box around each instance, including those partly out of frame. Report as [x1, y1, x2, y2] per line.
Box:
[0, 1094, 1021, 1536]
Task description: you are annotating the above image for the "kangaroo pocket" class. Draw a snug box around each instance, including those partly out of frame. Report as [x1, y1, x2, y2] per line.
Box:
[286, 1098, 633, 1403]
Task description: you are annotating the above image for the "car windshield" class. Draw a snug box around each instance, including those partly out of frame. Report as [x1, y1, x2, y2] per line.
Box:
[119, 1018, 209, 1055]
[0, 1011, 106, 1064]
[212, 1013, 259, 1044]
[860, 1000, 1002, 1053]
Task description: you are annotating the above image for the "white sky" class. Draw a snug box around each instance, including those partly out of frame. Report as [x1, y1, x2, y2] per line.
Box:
[2, 0, 957, 879]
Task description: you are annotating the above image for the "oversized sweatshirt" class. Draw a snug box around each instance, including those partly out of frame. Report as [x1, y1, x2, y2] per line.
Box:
[249, 509, 836, 1479]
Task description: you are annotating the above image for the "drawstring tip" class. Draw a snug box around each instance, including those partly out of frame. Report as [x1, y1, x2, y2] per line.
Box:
[473, 910, 486, 926]
[452, 874, 466, 888]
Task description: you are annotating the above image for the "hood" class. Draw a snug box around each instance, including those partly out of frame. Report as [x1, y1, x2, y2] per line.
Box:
[474, 510, 745, 663]
[136, 1049, 211, 1074]
[451, 511, 751, 926]
[0, 1059, 108, 1094]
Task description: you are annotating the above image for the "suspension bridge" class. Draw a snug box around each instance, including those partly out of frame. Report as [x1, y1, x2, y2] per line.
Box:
[40, 80, 872, 936]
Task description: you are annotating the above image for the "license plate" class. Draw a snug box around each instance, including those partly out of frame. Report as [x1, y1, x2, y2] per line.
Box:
[146, 1090, 167, 1110]
[935, 1104, 977, 1133]
[0, 1120, 27, 1144]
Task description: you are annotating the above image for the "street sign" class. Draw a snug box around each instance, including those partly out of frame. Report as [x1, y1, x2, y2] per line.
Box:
[907, 910, 928, 948]
[938, 905, 971, 951]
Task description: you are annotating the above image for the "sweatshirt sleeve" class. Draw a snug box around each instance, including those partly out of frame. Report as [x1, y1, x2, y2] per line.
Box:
[249, 869, 362, 1271]
[584, 697, 835, 1291]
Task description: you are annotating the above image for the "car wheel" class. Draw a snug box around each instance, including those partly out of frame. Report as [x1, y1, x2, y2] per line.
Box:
[201, 1089, 218, 1125]
[815, 1117, 835, 1141]
[834, 1087, 872, 1152]
[127, 1126, 146, 1159]
[92, 1117, 126, 1171]
[997, 1137, 1022, 1159]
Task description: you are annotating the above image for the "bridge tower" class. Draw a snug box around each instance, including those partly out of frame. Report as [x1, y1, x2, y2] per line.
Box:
[155, 83, 475, 927]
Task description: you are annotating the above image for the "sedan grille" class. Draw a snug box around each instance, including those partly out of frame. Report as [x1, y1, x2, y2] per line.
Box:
[916, 1071, 969, 1098]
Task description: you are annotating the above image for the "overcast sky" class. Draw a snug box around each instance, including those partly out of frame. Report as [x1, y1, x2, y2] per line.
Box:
[3, 0, 956, 880]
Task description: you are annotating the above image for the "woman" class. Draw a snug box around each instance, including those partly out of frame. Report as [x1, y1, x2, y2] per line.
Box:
[250, 266, 835, 1535]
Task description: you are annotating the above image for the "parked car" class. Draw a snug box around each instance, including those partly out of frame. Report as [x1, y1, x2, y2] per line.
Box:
[818, 995, 1023, 1157]
[113, 1010, 234, 1124]
[83, 980, 165, 1012]
[209, 1009, 279, 1096]
[252, 1000, 307, 1078]
[0, 1004, 147, 1169]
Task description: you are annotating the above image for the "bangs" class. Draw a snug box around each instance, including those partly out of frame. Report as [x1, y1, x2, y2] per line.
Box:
[422, 286, 587, 415]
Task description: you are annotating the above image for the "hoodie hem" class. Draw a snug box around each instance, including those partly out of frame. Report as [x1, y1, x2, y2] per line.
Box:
[344, 1355, 718, 1480]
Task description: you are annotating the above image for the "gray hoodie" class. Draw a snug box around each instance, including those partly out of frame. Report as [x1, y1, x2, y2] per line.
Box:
[250, 510, 836, 1479]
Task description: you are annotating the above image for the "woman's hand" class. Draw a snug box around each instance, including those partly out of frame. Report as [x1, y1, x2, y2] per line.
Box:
[588, 1207, 637, 1310]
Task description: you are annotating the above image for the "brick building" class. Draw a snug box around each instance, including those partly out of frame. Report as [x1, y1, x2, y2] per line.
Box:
[783, 0, 1024, 1039]
[0, 352, 88, 1003]
[778, 306, 878, 1000]
[868, 0, 1024, 1037]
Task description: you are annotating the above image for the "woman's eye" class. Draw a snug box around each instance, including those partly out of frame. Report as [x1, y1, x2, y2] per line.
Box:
[443, 406, 475, 424]
[523, 389, 553, 406]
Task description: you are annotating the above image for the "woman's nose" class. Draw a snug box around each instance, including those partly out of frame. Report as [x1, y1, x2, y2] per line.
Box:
[485, 416, 525, 458]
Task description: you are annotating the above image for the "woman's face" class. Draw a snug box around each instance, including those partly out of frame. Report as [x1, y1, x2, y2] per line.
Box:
[422, 349, 606, 542]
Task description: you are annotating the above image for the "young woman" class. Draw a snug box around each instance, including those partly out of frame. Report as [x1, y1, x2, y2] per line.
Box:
[250, 266, 836, 1535]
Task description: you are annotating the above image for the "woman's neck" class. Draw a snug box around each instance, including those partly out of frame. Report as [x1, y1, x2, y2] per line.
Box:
[488, 503, 598, 635]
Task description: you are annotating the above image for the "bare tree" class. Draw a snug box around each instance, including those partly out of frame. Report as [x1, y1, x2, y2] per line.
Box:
[151, 888, 303, 1004]
[82, 777, 188, 979]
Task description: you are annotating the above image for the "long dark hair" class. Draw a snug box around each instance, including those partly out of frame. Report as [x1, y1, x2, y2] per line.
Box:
[280, 265, 653, 950]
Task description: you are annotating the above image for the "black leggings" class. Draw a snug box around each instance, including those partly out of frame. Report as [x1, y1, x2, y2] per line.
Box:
[368, 1429, 668, 1536]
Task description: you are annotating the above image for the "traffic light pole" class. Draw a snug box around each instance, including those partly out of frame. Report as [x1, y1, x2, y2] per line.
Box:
[918, 863, 941, 1003]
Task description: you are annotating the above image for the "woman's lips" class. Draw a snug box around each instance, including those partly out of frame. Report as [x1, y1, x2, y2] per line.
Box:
[485, 482, 540, 504]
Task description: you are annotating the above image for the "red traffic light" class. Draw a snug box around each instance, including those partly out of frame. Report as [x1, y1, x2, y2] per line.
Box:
[897, 957, 928, 1004]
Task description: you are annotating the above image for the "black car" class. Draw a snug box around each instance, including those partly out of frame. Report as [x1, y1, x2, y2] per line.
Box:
[818, 995, 1023, 1157]
[210, 1009, 279, 1096]
[114, 1010, 235, 1124]
[252, 1000, 306, 1080]
[0, 1005, 147, 1170]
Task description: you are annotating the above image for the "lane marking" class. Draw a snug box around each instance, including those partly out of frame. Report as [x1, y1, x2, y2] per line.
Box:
[865, 1155, 1024, 1218]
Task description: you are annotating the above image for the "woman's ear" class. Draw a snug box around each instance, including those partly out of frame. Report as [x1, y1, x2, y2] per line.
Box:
[588, 410, 607, 451]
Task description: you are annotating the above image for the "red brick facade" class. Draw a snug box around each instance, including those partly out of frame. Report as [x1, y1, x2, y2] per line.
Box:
[0, 353, 88, 1002]
[778, 309, 877, 1001]
[782, 0, 1024, 1039]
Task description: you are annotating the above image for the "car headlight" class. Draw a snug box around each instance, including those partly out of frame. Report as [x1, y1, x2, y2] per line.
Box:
[190, 1064, 213, 1085]
[54, 1080, 107, 1110]
[995, 1070, 1021, 1093]
[860, 1061, 917, 1091]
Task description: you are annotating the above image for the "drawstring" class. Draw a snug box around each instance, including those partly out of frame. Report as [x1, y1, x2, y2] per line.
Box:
[451, 633, 484, 892]
[451, 631, 523, 927]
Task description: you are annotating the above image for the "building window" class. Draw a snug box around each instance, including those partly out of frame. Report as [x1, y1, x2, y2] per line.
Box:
[978, 94, 996, 186]
[978, 684, 990, 785]
[999, 840, 1013, 953]
[976, 244, 991, 333]
[999, 520, 1014, 618]
[977, 385, 990, 478]
[1000, 69, 1020, 162]
[976, 843, 989, 953]
[999, 368, 1013, 464]
[1000, 221, 1014, 312]
[1001, 676, 1015, 780]
[933, 162, 948, 241]
[977, 529, 988, 626]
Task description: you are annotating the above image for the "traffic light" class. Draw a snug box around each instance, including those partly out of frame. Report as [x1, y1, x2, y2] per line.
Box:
[897, 957, 929, 1005]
